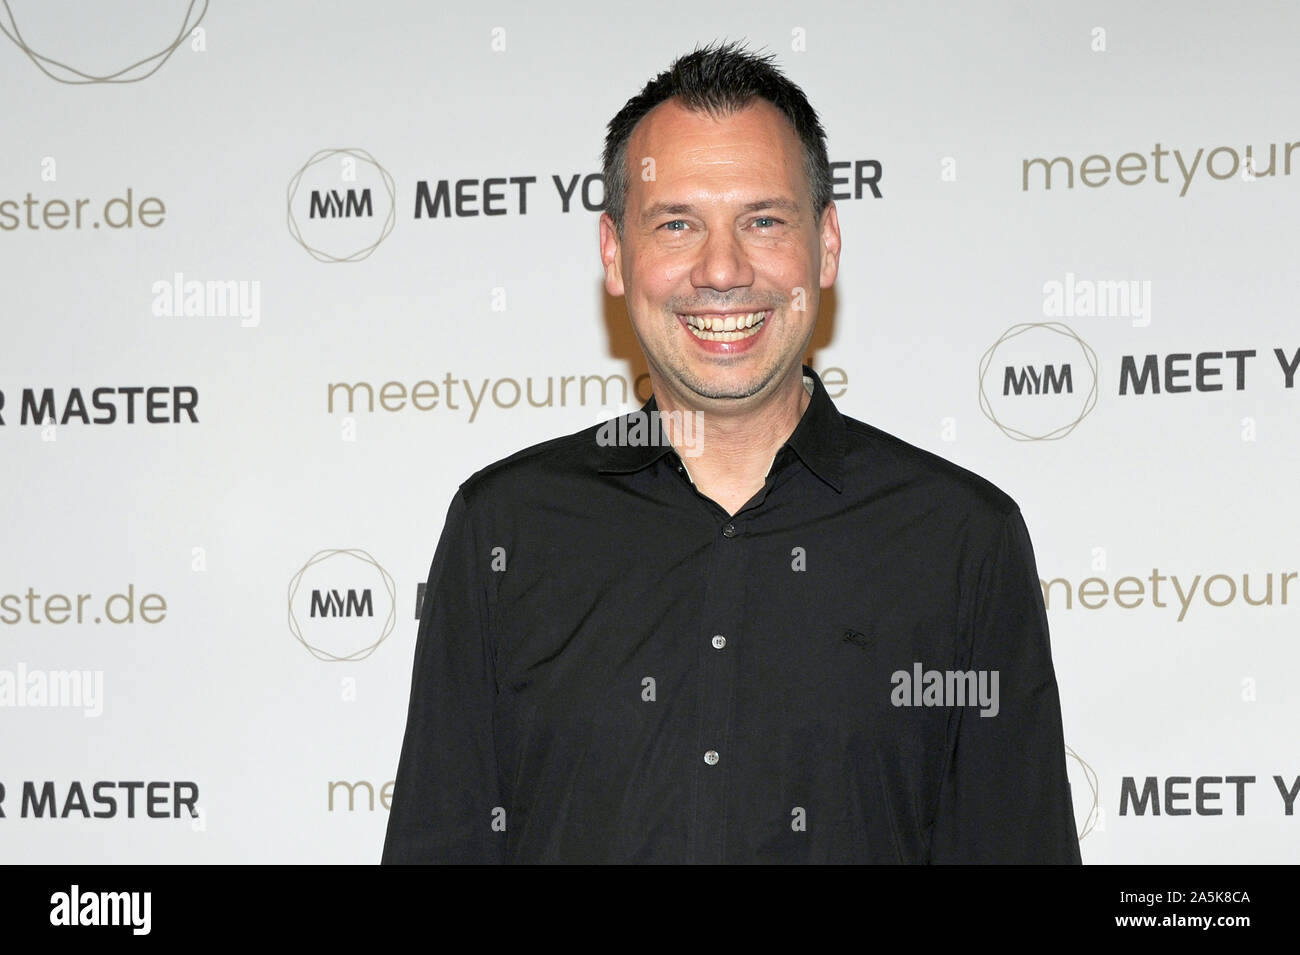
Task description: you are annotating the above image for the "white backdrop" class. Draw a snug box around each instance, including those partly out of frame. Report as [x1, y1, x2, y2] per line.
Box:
[2, 0, 1297, 863]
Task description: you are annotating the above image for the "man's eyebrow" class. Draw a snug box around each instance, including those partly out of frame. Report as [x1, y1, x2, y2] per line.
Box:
[640, 197, 801, 223]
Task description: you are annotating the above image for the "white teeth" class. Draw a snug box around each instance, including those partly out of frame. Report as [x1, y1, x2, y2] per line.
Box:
[681, 311, 767, 341]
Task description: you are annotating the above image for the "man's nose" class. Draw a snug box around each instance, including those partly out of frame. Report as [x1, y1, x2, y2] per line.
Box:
[691, 226, 755, 292]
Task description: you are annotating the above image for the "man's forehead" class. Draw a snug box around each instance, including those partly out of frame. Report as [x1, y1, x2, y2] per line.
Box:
[628, 98, 803, 206]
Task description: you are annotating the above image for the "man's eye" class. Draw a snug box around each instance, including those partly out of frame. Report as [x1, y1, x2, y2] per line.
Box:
[753, 216, 782, 228]
[661, 219, 688, 231]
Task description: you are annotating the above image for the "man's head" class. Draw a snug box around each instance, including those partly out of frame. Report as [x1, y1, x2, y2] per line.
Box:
[599, 41, 841, 414]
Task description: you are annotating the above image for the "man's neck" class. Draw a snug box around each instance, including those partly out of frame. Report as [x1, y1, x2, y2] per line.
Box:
[654, 369, 812, 517]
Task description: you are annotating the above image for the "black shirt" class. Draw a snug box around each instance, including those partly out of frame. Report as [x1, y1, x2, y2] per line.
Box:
[382, 365, 1081, 864]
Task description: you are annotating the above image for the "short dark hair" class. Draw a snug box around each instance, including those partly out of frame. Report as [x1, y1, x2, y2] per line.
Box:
[602, 40, 833, 237]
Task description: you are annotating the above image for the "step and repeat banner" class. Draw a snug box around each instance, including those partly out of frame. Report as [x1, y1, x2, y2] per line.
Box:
[2, 1, 1296, 864]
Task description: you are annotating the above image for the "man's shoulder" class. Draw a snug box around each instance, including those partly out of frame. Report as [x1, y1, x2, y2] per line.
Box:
[447, 408, 1023, 526]
[456, 418, 607, 506]
[839, 412, 1021, 522]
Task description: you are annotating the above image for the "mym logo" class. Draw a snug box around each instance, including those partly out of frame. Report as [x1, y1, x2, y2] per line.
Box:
[1003, 362, 1073, 396]
[287, 148, 396, 263]
[979, 322, 1098, 441]
[310, 588, 373, 618]
[309, 188, 372, 219]
[288, 549, 396, 662]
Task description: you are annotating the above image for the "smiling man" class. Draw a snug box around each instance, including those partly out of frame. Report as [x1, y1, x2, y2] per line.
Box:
[383, 41, 1081, 864]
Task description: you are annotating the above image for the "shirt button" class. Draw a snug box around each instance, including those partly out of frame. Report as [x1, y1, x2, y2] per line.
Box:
[721, 522, 736, 538]
[711, 634, 726, 650]
[703, 750, 720, 765]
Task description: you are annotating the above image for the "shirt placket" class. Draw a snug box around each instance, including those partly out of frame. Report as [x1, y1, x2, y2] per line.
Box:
[690, 512, 744, 864]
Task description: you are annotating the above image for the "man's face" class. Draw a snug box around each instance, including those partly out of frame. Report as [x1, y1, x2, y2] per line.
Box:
[600, 97, 840, 409]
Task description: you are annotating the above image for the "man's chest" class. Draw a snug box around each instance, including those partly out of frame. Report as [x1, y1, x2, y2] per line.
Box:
[488, 503, 973, 745]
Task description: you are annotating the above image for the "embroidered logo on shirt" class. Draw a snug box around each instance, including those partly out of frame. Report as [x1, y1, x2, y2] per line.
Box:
[841, 628, 871, 650]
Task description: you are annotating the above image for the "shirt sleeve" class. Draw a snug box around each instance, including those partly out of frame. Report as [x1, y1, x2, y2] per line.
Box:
[928, 507, 1082, 864]
[382, 488, 506, 863]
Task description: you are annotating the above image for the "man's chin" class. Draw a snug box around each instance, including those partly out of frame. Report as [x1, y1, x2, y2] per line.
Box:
[675, 367, 776, 403]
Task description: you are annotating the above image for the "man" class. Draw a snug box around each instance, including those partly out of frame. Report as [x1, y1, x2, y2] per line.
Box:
[383, 41, 1081, 864]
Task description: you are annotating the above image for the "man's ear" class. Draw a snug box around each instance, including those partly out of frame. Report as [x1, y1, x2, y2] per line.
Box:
[599, 213, 626, 297]
[818, 201, 842, 289]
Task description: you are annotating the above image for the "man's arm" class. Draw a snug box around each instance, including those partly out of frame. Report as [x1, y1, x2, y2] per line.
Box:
[928, 507, 1082, 864]
[382, 488, 506, 863]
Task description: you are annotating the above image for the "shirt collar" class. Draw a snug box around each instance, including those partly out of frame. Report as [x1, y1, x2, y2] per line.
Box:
[595, 364, 847, 493]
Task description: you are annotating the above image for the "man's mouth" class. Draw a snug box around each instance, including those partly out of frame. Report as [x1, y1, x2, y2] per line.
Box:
[677, 310, 769, 343]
